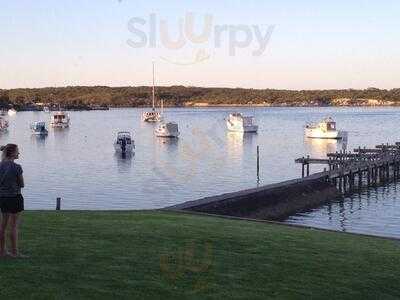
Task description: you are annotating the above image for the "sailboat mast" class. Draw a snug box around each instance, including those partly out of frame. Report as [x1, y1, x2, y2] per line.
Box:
[152, 62, 155, 111]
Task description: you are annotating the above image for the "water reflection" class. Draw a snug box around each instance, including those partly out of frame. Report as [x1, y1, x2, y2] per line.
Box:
[286, 182, 400, 239]
[304, 138, 347, 159]
[155, 137, 179, 148]
[226, 132, 255, 159]
[52, 128, 70, 147]
[30, 135, 47, 147]
[114, 152, 134, 174]
[0, 131, 10, 140]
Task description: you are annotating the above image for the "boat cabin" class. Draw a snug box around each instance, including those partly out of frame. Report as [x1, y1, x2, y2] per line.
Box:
[116, 132, 133, 145]
[32, 122, 46, 130]
[320, 118, 336, 131]
[52, 112, 68, 123]
[160, 122, 178, 132]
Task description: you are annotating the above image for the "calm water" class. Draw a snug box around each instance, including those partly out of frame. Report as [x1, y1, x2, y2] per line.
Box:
[4, 107, 400, 238]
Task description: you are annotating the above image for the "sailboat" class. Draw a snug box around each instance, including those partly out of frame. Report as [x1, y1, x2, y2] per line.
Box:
[142, 63, 161, 122]
[155, 99, 180, 138]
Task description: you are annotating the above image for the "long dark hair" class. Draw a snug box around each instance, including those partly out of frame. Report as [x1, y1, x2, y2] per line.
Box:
[1, 144, 18, 160]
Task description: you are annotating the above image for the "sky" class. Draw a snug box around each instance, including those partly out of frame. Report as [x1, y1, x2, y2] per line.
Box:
[0, 0, 399, 90]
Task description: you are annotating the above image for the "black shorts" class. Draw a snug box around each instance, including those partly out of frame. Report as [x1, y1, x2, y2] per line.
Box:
[0, 195, 24, 214]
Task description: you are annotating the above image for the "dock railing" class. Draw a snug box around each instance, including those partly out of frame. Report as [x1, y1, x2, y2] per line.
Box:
[295, 143, 400, 193]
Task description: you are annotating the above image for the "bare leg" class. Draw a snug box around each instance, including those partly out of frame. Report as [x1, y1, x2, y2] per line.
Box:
[0, 213, 9, 256]
[9, 213, 19, 256]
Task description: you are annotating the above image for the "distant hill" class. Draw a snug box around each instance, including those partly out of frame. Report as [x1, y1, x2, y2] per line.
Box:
[1, 86, 400, 108]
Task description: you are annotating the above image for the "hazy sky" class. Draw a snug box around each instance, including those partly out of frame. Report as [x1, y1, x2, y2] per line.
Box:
[1, 0, 399, 90]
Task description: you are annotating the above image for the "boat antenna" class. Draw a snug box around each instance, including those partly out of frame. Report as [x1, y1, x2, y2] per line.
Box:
[152, 62, 156, 112]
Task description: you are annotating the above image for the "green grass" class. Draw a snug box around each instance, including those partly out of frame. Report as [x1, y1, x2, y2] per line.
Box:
[0, 211, 399, 300]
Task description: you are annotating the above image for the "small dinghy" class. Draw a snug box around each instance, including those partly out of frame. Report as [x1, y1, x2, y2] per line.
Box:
[114, 132, 135, 154]
[30, 121, 48, 136]
[155, 122, 180, 138]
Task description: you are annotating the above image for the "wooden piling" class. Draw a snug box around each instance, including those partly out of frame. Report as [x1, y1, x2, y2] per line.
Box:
[256, 146, 260, 183]
[56, 197, 61, 211]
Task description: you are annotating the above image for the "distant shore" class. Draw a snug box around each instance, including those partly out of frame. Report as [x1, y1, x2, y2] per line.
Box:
[6, 102, 400, 112]
[2, 85, 400, 110]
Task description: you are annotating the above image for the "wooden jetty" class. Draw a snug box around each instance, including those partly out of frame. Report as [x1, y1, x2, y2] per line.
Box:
[166, 142, 400, 222]
[295, 143, 400, 193]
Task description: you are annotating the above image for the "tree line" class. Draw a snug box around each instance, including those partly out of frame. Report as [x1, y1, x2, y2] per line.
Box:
[0, 86, 399, 108]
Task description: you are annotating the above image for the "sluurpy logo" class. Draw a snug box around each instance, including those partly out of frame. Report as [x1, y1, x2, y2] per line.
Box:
[127, 13, 275, 65]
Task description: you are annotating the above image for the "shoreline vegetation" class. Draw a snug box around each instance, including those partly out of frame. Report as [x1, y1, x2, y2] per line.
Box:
[2, 211, 399, 299]
[1, 86, 400, 111]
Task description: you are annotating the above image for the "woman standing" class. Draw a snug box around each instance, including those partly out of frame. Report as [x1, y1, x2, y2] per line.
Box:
[0, 144, 25, 258]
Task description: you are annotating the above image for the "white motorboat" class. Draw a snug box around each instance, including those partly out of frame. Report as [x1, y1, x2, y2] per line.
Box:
[114, 132, 135, 153]
[30, 121, 48, 136]
[155, 122, 180, 138]
[226, 113, 258, 133]
[7, 109, 16, 116]
[43, 106, 50, 113]
[305, 117, 345, 139]
[0, 117, 9, 132]
[142, 63, 162, 123]
[50, 111, 70, 128]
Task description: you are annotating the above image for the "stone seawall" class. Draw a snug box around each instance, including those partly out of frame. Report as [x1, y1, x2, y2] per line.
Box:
[167, 174, 340, 221]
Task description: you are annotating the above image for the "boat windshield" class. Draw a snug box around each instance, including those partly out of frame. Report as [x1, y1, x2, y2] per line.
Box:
[326, 122, 336, 131]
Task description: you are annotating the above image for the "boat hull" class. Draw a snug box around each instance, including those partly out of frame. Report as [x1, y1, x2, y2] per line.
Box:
[51, 123, 69, 128]
[32, 130, 48, 136]
[155, 132, 180, 138]
[142, 112, 161, 122]
[114, 143, 134, 153]
[305, 128, 344, 139]
[227, 121, 258, 133]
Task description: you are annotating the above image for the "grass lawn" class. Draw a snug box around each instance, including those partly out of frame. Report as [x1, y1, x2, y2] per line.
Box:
[0, 211, 399, 299]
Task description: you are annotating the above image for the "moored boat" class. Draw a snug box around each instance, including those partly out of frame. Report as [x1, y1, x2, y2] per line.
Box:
[50, 111, 70, 128]
[155, 122, 180, 138]
[142, 63, 162, 123]
[226, 113, 258, 133]
[30, 121, 48, 136]
[0, 117, 9, 132]
[114, 132, 135, 153]
[7, 109, 16, 116]
[305, 117, 345, 139]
